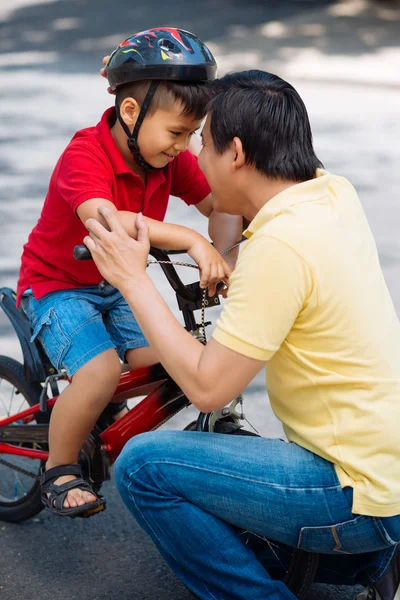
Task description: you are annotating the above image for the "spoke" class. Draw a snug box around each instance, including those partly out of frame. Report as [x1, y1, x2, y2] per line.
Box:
[13, 473, 27, 499]
[0, 376, 40, 503]
[8, 384, 15, 416]
[17, 395, 28, 414]
[0, 378, 9, 416]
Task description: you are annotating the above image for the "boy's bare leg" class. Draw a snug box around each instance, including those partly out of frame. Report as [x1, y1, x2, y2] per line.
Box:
[46, 349, 121, 509]
[126, 346, 158, 370]
[110, 346, 159, 419]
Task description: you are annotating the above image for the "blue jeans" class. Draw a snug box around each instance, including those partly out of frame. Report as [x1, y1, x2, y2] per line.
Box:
[115, 431, 400, 600]
[21, 284, 148, 377]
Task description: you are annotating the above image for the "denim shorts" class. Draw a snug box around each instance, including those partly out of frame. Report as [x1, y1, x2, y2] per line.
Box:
[21, 283, 149, 377]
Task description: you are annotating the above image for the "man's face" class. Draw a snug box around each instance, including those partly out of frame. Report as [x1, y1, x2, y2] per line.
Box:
[198, 116, 237, 214]
[137, 102, 202, 168]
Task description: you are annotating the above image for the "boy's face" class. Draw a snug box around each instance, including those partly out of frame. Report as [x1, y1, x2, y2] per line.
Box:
[137, 102, 202, 168]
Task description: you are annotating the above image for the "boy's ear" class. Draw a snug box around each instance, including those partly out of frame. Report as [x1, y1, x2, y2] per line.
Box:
[231, 137, 246, 171]
[119, 97, 140, 126]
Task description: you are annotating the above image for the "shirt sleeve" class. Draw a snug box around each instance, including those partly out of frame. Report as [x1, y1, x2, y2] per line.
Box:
[170, 150, 211, 206]
[57, 142, 114, 213]
[212, 235, 314, 361]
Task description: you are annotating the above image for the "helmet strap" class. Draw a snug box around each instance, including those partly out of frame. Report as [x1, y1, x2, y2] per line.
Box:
[115, 81, 162, 172]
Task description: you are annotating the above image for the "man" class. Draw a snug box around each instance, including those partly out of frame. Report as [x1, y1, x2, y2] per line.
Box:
[84, 70, 400, 600]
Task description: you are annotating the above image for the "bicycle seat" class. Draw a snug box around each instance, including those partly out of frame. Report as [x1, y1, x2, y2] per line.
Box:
[0, 287, 53, 382]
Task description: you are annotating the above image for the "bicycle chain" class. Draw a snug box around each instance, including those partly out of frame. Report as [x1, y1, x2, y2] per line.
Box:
[147, 260, 208, 343]
[0, 456, 39, 480]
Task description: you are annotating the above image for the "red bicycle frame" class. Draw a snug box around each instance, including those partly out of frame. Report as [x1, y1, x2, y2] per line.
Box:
[0, 363, 191, 464]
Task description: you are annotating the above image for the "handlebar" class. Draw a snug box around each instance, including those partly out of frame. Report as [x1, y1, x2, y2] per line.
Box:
[73, 244, 203, 305]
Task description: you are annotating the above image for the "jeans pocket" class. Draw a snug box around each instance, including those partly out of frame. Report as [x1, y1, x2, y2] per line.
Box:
[30, 308, 71, 370]
[379, 515, 400, 545]
[297, 516, 395, 555]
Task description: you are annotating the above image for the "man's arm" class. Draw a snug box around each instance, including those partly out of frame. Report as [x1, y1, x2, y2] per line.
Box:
[195, 194, 243, 270]
[84, 208, 311, 412]
[77, 198, 231, 293]
[84, 209, 264, 411]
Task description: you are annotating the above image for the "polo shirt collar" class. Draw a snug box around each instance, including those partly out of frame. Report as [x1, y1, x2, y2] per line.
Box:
[96, 107, 166, 189]
[244, 169, 330, 238]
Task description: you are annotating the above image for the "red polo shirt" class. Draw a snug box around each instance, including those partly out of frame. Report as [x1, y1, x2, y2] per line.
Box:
[17, 107, 211, 305]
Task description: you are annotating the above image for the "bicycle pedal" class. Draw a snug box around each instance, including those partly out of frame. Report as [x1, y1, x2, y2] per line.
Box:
[75, 500, 106, 519]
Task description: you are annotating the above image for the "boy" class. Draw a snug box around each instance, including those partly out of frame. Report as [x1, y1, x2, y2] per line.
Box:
[17, 28, 241, 518]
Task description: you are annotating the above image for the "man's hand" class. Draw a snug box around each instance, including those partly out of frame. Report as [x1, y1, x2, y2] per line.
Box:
[187, 239, 231, 296]
[85, 206, 230, 297]
[100, 55, 114, 95]
[84, 207, 149, 294]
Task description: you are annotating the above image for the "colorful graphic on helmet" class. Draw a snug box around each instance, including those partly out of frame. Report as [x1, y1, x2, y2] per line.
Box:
[106, 27, 217, 90]
[115, 28, 195, 64]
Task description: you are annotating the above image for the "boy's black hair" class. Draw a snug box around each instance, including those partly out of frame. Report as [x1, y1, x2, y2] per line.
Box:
[116, 79, 211, 121]
[207, 70, 323, 182]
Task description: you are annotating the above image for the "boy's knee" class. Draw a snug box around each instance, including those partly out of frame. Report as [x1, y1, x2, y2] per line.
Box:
[73, 349, 121, 389]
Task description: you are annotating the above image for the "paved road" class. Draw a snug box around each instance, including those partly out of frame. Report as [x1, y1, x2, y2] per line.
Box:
[0, 1, 399, 598]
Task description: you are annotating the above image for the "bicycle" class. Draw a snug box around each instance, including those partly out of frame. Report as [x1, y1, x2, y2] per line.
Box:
[0, 244, 319, 599]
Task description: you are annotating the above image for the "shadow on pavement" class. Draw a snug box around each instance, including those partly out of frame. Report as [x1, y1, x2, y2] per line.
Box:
[5, 0, 398, 70]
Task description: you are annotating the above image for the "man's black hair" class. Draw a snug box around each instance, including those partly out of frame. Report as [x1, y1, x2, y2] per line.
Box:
[116, 80, 211, 121]
[208, 70, 323, 181]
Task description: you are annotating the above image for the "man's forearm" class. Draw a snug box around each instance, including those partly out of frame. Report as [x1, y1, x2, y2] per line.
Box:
[118, 211, 202, 251]
[121, 274, 212, 409]
[208, 211, 243, 268]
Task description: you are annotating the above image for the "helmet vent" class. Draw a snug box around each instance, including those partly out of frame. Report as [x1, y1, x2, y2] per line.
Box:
[158, 38, 177, 53]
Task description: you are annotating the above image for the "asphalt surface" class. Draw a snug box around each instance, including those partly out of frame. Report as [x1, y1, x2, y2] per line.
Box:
[0, 1, 399, 598]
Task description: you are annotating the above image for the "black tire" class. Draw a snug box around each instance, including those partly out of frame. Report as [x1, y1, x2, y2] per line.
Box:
[0, 356, 49, 523]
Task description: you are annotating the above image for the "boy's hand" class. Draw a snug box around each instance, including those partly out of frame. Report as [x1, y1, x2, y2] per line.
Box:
[100, 56, 115, 95]
[187, 239, 231, 296]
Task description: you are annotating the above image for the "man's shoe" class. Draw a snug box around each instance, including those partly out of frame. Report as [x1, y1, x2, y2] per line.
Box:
[356, 549, 400, 600]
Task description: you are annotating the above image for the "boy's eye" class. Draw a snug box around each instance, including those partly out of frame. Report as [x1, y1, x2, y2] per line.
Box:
[170, 131, 181, 136]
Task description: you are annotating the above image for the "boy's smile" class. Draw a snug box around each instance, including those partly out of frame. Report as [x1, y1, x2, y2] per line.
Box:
[161, 151, 178, 162]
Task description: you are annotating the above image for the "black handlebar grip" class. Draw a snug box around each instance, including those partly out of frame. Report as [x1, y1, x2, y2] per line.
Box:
[73, 244, 92, 261]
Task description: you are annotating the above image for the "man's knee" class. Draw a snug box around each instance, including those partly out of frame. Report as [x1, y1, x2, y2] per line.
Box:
[115, 431, 168, 492]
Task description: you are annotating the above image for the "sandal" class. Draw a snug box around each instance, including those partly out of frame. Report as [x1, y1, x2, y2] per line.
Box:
[39, 464, 106, 519]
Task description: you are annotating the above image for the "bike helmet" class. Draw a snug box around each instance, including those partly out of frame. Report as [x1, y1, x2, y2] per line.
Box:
[105, 28, 217, 171]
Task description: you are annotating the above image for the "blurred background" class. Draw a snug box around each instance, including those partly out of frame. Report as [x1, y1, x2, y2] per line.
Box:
[0, 1, 399, 598]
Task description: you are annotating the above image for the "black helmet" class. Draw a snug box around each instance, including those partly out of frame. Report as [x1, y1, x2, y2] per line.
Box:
[106, 28, 217, 91]
[107, 28, 217, 173]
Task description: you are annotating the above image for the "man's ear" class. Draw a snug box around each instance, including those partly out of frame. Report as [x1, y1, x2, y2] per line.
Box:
[231, 137, 246, 171]
[119, 97, 140, 127]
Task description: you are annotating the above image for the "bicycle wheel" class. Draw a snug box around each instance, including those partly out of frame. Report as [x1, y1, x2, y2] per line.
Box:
[0, 356, 49, 523]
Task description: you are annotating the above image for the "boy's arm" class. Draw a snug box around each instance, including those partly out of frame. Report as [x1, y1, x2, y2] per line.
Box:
[77, 197, 231, 293]
[77, 197, 200, 249]
[195, 194, 243, 270]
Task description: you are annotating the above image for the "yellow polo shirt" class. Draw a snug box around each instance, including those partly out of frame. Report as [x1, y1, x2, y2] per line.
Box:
[213, 169, 400, 517]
